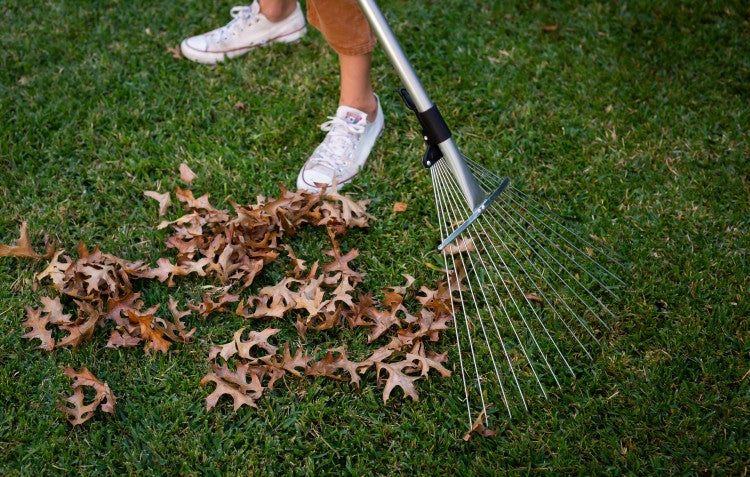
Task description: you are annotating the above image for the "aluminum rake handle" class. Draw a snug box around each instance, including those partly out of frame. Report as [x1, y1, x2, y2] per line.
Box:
[356, 0, 486, 210]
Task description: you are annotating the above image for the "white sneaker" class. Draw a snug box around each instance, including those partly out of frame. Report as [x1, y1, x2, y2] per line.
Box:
[297, 97, 385, 192]
[180, 1, 306, 64]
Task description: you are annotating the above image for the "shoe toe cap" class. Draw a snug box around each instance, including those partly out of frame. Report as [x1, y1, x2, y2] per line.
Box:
[182, 36, 208, 52]
[297, 168, 333, 192]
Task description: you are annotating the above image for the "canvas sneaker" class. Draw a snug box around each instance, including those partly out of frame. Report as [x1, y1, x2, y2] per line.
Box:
[297, 96, 385, 192]
[180, 1, 306, 64]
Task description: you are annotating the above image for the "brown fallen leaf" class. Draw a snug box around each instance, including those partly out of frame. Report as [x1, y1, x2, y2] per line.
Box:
[57, 366, 116, 426]
[541, 24, 558, 32]
[179, 163, 197, 184]
[463, 409, 497, 441]
[443, 237, 476, 256]
[21, 306, 54, 351]
[200, 370, 259, 411]
[166, 44, 182, 59]
[57, 301, 102, 349]
[234, 101, 248, 111]
[306, 346, 362, 386]
[0, 222, 54, 259]
[389, 274, 416, 295]
[144, 190, 171, 216]
[393, 201, 408, 213]
[524, 292, 544, 307]
[278, 342, 313, 377]
[376, 361, 420, 403]
[41, 296, 73, 325]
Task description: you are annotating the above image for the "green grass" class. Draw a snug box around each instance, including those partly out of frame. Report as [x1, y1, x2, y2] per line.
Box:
[1, 0, 748, 474]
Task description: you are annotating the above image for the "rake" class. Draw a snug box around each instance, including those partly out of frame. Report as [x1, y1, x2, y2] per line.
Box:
[356, 0, 624, 428]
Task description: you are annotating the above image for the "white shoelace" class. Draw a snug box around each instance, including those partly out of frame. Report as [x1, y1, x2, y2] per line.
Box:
[309, 116, 366, 172]
[210, 5, 259, 43]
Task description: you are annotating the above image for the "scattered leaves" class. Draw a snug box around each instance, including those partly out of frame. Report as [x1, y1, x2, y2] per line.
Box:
[166, 44, 182, 59]
[0, 222, 54, 259]
[144, 190, 171, 216]
[463, 409, 497, 441]
[57, 366, 116, 426]
[179, 163, 197, 183]
[393, 201, 408, 212]
[15, 169, 458, 430]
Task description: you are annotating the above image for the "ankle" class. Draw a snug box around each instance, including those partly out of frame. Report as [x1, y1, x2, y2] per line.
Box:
[340, 95, 378, 122]
[259, 0, 296, 22]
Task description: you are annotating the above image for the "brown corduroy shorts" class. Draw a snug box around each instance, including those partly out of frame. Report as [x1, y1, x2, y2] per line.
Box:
[306, 0, 376, 56]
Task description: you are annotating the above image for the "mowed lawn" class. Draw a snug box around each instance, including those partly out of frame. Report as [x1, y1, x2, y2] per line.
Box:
[1, 0, 748, 474]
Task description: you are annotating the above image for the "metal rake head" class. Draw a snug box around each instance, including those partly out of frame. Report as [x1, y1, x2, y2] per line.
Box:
[429, 155, 624, 428]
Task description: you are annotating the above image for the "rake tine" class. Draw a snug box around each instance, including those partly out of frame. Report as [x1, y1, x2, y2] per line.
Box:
[465, 157, 626, 278]
[431, 169, 482, 426]
[465, 157, 625, 262]
[487, 193, 619, 322]
[437, 162, 565, 389]
[434, 165, 521, 417]
[437, 162, 590, 368]
[431, 168, 497, 421]
[471, 199, 602, 349]
[467, 165, 623, 305]
[437, 162, 541, 403]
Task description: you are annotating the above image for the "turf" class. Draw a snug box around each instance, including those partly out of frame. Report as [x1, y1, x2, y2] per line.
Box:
[1, 0, 748, 474]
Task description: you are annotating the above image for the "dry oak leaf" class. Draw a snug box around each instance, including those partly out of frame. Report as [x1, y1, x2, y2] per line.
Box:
[252, 277, 300, 317]
[307, 346, 362, 386]
[463, 409, 498, 441]
[126, 306, 172, 354]
[323, 247, 363, 282]
[166, 44, 182, 59]
[366, 306, 402, 343]
[294, 286, 329, 318]
[22, 306, 54, 351]
[107, 329, 143, 348]
[236, 327, 280, 358]
[376, 361, 421, 404]
[209, 327, 280, 361]
[36, 250, 72, 288]
[443, 237, 476, 256]
[57, 301, 102, 348]
[200, 370, 259, 411]
[143, 190, 172, 216]
[388, 273, 416, 295]
[281, 244, 307, 278]
[0, 221, 54, 259]
[405, 350, 451, 378]
[80, 262, 118, 295]
[278, 342, 313, 377]
[41, 295, 73, 325]
[57, 366, 116, 426]
[393, 201, 408, 213]
[175, 187, 215, 211]
[179, 163, 197, 183]
[190, 291, 240, 317]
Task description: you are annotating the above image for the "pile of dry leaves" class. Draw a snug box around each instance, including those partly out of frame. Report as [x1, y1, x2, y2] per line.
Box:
[2, 164, 471, 431]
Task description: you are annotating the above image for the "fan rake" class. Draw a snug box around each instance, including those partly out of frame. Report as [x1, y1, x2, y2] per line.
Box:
[357, 0, 624, 428]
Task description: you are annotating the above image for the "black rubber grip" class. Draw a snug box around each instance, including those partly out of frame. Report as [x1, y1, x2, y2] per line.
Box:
[418, 105, 452, 144]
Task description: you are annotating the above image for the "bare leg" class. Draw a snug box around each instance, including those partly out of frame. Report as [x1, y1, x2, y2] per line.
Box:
[258, 0, 297, 22]
[339, 52, 378, 122]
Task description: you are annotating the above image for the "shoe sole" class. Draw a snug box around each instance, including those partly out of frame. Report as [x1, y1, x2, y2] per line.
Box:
[180, 25, 307, 64]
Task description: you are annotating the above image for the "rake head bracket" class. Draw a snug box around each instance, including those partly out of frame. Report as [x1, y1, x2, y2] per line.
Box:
[398, 88, 451, 168]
